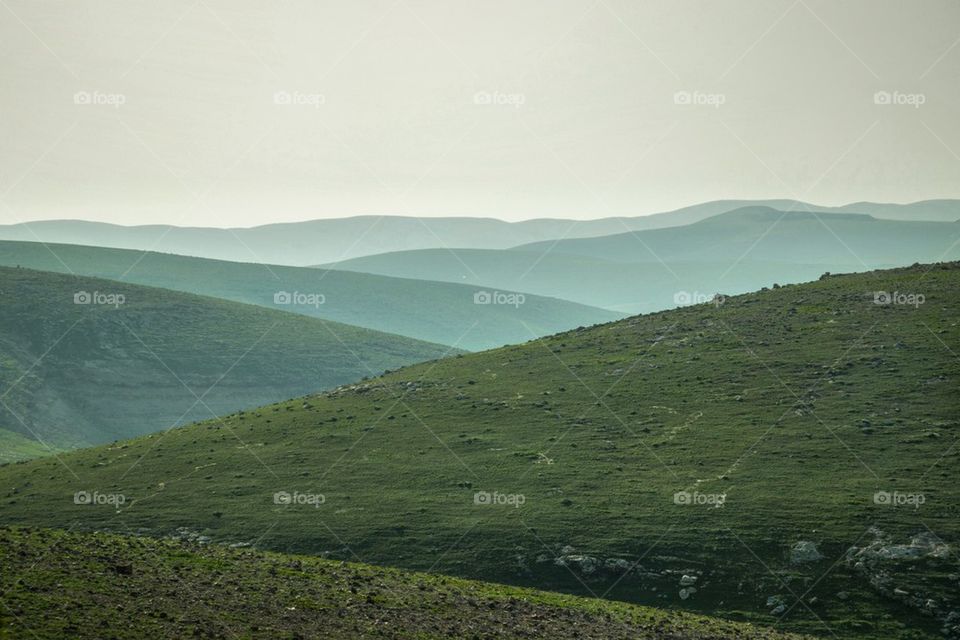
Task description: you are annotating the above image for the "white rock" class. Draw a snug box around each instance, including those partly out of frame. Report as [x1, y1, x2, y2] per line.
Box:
[790, 540, 824, 564]
[679, 587, 696, 600]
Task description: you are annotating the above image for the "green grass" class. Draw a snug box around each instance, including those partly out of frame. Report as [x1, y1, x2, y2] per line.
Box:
[0, 429, 53, 463]
[0, 240, 623, 351]
[0, 266, 455, 452]
[0, 262, 957, 639]
[0, 526, 810, 639]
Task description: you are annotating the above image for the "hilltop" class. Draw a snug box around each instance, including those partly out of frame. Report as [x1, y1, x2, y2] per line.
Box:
[1, 262, 957, 638]
[0, 266, 454, 453]
[0, 241, 622, 351]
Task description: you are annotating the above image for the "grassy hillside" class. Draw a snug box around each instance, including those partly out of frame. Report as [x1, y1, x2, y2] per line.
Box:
[326, 208, 960, 313]
[1, 200, 954, 266]
[1, 263, 957, 639]
[0, 241, 622, 351]
[0, 527, 808, 640]
[0, 266, 454, 453]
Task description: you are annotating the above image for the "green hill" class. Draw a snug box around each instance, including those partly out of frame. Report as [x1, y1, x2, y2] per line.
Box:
[0, 266, 455, 453]
[1, 200, 954, 266]
[0, 527, 808, 640]
[1, 263, 957, 639]
[0, 241, 622, 351]
[325, 208, 960, 313]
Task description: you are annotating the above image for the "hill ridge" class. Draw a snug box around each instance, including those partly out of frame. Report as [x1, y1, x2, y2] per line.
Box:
[0, 265, 456, 452]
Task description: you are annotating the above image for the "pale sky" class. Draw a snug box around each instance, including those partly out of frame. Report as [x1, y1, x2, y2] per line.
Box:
[1, 0, 959, 226]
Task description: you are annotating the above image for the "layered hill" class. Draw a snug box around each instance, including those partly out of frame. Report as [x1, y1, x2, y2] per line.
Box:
[1, 263, 957, 639]
[1, 200, 955, 266]
[325, 208, 960, 312]
[0, 527, 808, 639]
[0, 241, 622, 351]
[512, 208, 960, 265]
[0, 266, 455, 453]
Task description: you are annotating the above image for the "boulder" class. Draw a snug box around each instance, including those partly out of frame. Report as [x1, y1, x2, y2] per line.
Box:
[790, 540, 824, 564]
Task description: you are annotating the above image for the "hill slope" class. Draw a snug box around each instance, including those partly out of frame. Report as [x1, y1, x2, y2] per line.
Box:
[326, 208, 960, 312]
[0, 241, 622, 351]
[1, 200, 955, 266]
[1, 263, 957, 639]
[0, 266, 454, 452]
[0, 527, 808, 640]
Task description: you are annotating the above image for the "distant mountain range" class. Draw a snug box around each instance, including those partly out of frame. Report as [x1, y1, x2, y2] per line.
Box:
[325, 207, 960, 312]
[2, 199, 956, 266]
[513, 207, 960, 264]
[0, 242, 622, 351]
[0, 267, 456, 454]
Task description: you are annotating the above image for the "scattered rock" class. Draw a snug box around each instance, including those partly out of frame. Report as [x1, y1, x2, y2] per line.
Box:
[766, 595, 786, 608]
[790, 540, 824, 564]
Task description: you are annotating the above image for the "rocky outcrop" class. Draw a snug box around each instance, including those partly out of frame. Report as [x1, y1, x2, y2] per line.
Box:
[845, 527, 958, 639]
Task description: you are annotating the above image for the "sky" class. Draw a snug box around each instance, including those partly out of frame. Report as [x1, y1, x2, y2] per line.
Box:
[1, 0, 959, 227]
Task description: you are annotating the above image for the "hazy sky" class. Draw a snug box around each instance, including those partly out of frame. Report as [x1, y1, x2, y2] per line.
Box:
[1, 0, 959, 226]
